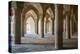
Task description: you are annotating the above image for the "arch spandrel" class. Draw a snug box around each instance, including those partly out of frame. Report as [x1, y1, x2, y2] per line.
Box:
[25, 10, 37, 21]
[24, 3, 43, 20]
[24, 9, 37, 24]
[21, 5, 39, 22]
[46, 7, 54, 19]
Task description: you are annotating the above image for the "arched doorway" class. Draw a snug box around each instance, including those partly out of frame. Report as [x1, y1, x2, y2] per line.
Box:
[44, 7, 54, 35]
[26, 16, 35, 34]
[47, 17, 52, 34]
[23, 10, 37, 36]
[44, 17, 52, 35]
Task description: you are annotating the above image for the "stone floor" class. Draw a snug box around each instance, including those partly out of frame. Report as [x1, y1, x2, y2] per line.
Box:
[10, 33, 78, 53]
[11, 44, 55, 53]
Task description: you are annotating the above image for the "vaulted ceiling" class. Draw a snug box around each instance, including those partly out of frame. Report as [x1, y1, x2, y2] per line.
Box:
[9, 1, 78, 24]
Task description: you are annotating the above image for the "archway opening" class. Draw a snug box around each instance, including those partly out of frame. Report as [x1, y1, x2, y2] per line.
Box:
[23, 9, 37, 36]
[25, 16, 35, 34]
[47, 18, 52, 34]
[44, 17, 52, 35]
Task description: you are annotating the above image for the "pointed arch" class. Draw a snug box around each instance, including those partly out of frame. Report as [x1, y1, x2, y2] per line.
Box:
[25, 16, 35, 34]
[24, 9, 37, 34]
[43, 7, 54, 35]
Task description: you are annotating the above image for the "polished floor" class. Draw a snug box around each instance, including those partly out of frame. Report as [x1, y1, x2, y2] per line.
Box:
[11, 32, 78, 53]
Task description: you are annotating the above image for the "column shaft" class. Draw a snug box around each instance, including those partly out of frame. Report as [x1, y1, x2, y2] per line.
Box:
[52, 19, 54, 34]
[15, 8, 21, 44]
[24, 23, 26, 34]
[70, 18, 72, 37]
[41, 20, 44, 38]
[21, 21, 24, 36]
[66, 15, 70, 39]
[35, 20, 38, 34]
[45, 22, 47, 33]
[66, 6, 71, 39]
[55, 5, 63, 49]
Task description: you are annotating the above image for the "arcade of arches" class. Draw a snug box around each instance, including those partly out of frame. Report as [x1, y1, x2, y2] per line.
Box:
[9, 2, 78, 50]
